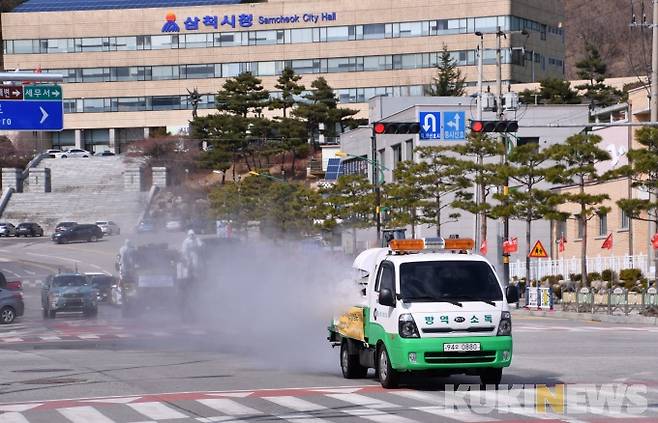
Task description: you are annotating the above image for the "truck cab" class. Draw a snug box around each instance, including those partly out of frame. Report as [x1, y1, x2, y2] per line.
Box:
[329, 237, 518, 388]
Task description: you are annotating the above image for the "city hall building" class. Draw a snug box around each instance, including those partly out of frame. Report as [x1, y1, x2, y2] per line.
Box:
[1, 0, 564, 152]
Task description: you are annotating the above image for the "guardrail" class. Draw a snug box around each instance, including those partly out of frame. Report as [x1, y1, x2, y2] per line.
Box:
[21, 152, 47, 182]
[560, 287, 658, 315]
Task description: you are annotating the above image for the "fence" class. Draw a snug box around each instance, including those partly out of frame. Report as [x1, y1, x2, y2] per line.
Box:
[510, 254, 650, 281]
[560, 287, 658, 316]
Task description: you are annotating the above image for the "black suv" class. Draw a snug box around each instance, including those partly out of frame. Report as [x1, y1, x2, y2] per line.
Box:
[51, 224, 103, 244]
[55, 222, 77, 233]
[16, 222, 44, 237]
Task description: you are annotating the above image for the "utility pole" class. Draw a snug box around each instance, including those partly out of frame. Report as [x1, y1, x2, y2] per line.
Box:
[653, 0, 658, 281]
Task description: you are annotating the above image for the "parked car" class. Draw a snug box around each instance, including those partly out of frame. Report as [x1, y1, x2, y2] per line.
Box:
[136, 219, 156, 233]
[165, 219, 183, 232]
[55, 221, 77, 233]
[94, 150, 115, 157]
[16, 222, 44, 237]
[51, 224, 103, 244]
[54, 148, 91, 158]
[0, 222, 17, 237]
[0, 271, 22, 291]
[95, 220, 120, 235]
[41, 273, 98, 318]
[45, 149, 61, 158]
[85, 273, 116, 303]
[0, 285, 24, 324]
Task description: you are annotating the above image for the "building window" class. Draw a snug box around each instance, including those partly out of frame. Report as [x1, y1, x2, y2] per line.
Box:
[405, 140, 414, 161]
[556, 220, 567, 241]
[577, 217, 584, 239]
[598, 213, 607, 237]
[392, 144, 402, 173]
[378, 149, 386, 180]
[620, 208, 630, 230]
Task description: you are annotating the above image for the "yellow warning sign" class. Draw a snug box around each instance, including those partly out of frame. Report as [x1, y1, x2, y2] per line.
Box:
[528, 240, 548, 258]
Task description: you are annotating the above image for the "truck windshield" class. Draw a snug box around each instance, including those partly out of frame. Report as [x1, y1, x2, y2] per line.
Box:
[399, 261, 503, 302]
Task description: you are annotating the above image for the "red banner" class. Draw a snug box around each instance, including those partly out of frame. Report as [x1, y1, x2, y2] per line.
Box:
[479, 239, 487, 255]
[652, 233, 658, 250]
[502, 237, 518, 254]
[601, 233, 613, 250]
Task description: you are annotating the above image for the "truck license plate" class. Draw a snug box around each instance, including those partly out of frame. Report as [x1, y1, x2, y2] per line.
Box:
[443, 343, 481, 352]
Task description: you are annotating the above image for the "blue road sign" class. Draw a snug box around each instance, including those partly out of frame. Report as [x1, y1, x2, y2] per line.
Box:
[0, 100, 63, 131]
[443, 111, 466, 140]
[419, 111, 441, 140]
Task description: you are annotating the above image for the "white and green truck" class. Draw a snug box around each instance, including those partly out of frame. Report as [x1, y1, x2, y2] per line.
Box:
[329, 238, 518, 388]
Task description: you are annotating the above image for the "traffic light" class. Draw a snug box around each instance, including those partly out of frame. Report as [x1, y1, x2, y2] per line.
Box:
[469, 120, 519, 133]
[373, 122, 420, 135]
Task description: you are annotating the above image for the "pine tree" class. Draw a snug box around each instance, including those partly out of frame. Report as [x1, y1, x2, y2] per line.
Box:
[546, 133, 611, 287]
[270, 67, 305, 118]
[574, 43, 624, 108]
[216, 71, 270, 117]
[426, 44, 466, 97]
[519, 78, 582, 105]
[616, 126, 658, 281]
[492, 143, 562, 285]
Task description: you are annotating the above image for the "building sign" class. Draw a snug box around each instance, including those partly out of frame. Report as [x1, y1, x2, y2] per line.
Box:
[162, 11, 337, 33]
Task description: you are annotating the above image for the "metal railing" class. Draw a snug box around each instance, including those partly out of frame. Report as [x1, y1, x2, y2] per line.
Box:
[560, 287, 658, 316]
[510, 255, 650, 280]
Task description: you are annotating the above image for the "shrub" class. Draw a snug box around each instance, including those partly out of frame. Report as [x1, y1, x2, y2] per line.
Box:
[601, 269, 616, 282]
[619, 268, 643, 283]
[588, 272, 601, 281]
[569, 273, 581, 282]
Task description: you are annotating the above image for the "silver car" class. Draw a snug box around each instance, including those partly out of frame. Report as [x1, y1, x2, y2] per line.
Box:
[0, 286, 24, 324]
[95, 220, 120, 236]
[0, 223, 17, 237]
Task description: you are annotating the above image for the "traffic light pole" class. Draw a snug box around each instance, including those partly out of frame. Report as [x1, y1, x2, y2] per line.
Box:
[496, 26, 511, 287]
[371, 130, 381, 244]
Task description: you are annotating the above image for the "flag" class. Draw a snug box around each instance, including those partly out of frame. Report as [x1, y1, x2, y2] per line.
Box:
[502, 237, 518, 254]
[601, 233, 613, 250]
[479, 239, 487, 255]
[511, 237, 518, 252]
[558, 236, 565, 253]
[652, 233, 658, 250]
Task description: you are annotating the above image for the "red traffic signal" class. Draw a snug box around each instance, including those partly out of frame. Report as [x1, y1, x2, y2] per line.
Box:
[372, 122, 420, 135]
[469, 120, 519, 133]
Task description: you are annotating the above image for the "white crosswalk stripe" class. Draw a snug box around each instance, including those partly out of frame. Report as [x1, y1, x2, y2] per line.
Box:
[394, 391, 499, 422]
[326, 393, 397, 409]
[196, 398, 262, 416]
[263, 396, 331, 423]
[340, 407, 418, 423]
[127, 402, 188, 420]
[57, 406, 115, 423]
[0, 412, 30, 423]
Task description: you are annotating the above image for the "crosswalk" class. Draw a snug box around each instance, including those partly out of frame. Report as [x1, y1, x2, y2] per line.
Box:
[0, 386, 656, 423]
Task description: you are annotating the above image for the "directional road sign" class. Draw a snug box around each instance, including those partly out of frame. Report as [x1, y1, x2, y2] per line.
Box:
[443, 111, 466, 140]
[528, 240, 548, 258]
[0, 83, 63, 131]
[0, 100, 63, 131]
[419, 111, 440, 140]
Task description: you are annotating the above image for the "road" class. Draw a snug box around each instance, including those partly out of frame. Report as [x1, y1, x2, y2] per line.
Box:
[0, 236, 657, 422]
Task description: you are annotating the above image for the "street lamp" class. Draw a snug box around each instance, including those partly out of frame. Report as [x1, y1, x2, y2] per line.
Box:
[335, 151, 388, 184]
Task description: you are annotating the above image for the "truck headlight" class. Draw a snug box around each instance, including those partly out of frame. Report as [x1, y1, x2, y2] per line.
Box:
[497, 311, 512, 336]
[399, 314, 420, 338]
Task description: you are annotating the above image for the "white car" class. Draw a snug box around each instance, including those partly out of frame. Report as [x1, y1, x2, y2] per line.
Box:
[54, 148, 91, 158]
[45, 149, 61, 158]
[165, 220, 182, 232]
[95, 221, 120, 236]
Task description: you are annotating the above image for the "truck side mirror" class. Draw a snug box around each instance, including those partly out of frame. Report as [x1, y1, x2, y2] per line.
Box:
[379, 288, 396, 307]
[506, 285, 519, 304]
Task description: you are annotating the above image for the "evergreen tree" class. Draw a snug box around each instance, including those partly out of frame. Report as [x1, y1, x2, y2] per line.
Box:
[426, 44, 466, 97]
[216, 71, 270, 117]
[382, 161, 426, 238]
[449, 133, 506, 248]
[616, 126, 658, 281]
[574, 43, 624, 108]
[546, 133, 611, 287]
[519, 78, 582, 105]
[322, 174, 374, 253]
[270, 67, 305, 118]
[492, 143, 562, 285]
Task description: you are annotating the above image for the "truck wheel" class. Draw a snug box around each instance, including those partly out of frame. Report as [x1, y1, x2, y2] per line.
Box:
[377, 344, 399, 389]
[340, 340, 367, 379]
[479, 368, 503, 385]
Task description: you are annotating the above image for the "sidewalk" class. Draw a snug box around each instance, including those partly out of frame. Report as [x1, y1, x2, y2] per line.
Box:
[511, 307, 658, 325]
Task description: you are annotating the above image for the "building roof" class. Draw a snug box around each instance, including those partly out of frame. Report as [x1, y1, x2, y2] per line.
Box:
[12, 0, 243, 13]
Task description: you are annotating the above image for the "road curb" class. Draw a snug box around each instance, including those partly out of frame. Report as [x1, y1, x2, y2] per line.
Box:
[511, 308, 658, 325]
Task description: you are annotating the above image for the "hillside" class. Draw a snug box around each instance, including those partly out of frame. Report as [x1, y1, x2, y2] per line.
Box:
[565, 0, 652, 79]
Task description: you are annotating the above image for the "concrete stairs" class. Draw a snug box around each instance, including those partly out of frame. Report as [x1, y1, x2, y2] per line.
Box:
[2, 156, 147, 233]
